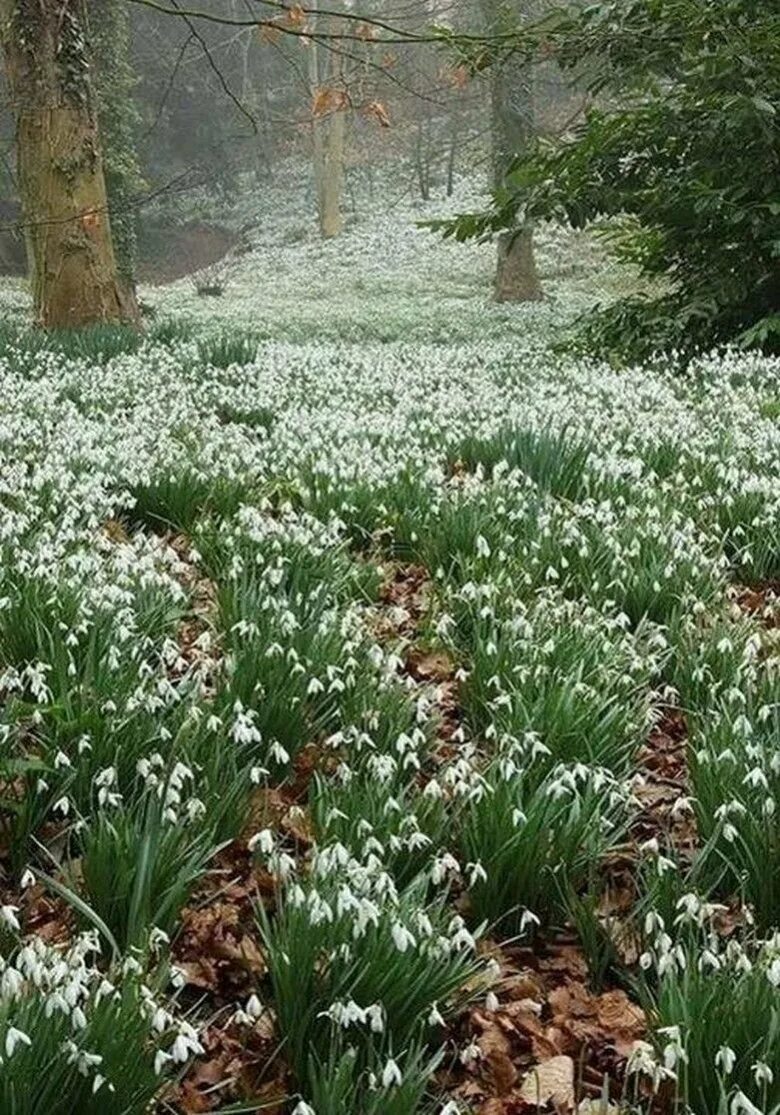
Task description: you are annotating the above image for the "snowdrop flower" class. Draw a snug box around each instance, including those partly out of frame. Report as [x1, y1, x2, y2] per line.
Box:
[381, 1057, 402, 1088]
[391, 921, 416, 953]
[459, 1039, 482, 1067]
[519, 909, 540, 933]
[0, 906, 20, 932]
[715, 1046, 736, 1074]
[248, 828, 274, 855]
[467, 861, 487, 885]
[429, 1002, 445, 1027]
[149, 927, 170, 950]
[291, 1102, 316, 1115]
[5, 1027, 31, 1057]
[365, 1003, 384, 1033]
[169, 966, 186, 990]
[752, 1061, 773, 1085]
[626, 1039, 675, 1088]
[476, 534, 491, 558]
[170, 1034, 193, 1062]
[154, 1049, 172, 1076]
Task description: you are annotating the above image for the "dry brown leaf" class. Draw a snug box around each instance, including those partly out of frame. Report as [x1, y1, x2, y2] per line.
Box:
[479, 1100, 532, 1115]
[258, 22, 282, 44]
[286, 3, 306, 27]
[595, 989, 646, 1055]
[102, 517, 129, 543]
[484, 1050, 518, 1095]
[215, 932, 267, 977]
[406, 648, 454, 683]
[548, 982, 595, 1021]
[178, 958, 220, 991]
[476, 1019, 517, 1095]
[519, 1055, 575, 1108]
[540, 946, 588, 982]
[312, 86, 336, 116]
[365, 100, 391, 127]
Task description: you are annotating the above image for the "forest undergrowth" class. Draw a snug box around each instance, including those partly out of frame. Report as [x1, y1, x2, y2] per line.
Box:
[0, 189, 778, 1114]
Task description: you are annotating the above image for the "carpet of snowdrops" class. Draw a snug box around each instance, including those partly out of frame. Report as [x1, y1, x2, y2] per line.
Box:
[0, 172, 778, 1114]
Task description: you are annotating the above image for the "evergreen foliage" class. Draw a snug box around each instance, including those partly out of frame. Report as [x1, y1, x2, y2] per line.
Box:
[442, 0, 780, 360]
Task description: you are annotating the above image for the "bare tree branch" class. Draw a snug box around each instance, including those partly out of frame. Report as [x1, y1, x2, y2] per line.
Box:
[167, 0, 259, 130]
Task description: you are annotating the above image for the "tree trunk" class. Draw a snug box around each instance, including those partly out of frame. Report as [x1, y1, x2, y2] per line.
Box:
[446, 114, 458, 198]
[0, 0, 138, 329]
[88, 0, 142, 310]
[319, 104, 345, 239]
[309, 5, 345, 239]
[494, 229, 541, 302]
[485, 1, 543, 303]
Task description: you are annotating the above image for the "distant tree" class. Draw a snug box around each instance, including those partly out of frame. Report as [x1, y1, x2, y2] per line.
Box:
[446, 0, 780, 357]
[308, 1, 347, 239]
[0, 0, 138, 328]
[481, 0, 543, 303]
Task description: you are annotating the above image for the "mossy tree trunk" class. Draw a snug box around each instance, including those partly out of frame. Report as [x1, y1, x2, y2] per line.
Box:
[88, 0, 142, 307]
[483, 0, 543, 303]
[0, 0, 139, 328]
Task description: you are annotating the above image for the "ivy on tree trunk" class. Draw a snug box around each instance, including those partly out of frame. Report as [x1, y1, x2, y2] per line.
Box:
[88, 0, 143, 298]
[0, 0, 139, 329]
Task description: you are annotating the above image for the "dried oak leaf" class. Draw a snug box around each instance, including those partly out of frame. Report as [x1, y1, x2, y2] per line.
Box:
[539, 945, 588, 982]
[548, 982, 595, 1022]
[405, 648, 454, 683]
[214, 930, 267, 977]
[474, 1016, 517, 1095]
[519, 1055, 575, 1108]
[178, 958, 220, 992]
[479, 1099, 535, 1115]
[595, 990, 645, 1054]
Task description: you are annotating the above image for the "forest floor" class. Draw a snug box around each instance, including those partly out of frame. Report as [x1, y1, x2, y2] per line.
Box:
[0, 176, 777, 1114]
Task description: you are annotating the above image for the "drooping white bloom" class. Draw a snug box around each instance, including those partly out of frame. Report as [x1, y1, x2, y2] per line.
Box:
[381, 1057, 402, 1088]
[5, 1027, 31, 1058]
[715, 1046, 736, 1074]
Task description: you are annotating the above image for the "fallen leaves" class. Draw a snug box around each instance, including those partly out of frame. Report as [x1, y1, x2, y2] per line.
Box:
[170, 1017, 286, 1114]
[519, 1055, 575, 1106]
[176, 886, 265, 998]
[633, 705, 696, 857]
[446, 936, 647, 1113]
[177, 910, 264, 992]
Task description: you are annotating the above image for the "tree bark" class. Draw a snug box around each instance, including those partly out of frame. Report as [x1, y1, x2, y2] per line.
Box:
[318, 102, 345, 239]
[309, 5, 345, 239]
[88, 0, 142, 310]
[494, 228, 542, 302]
[0, 0, 139, 329]
[485, 1, 543, 303]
